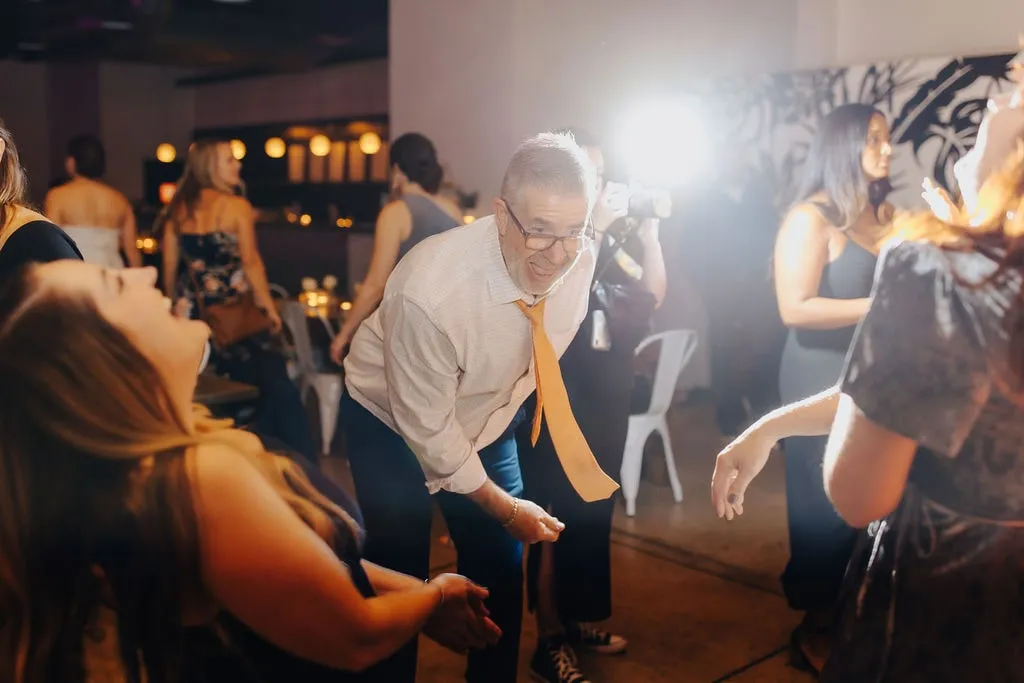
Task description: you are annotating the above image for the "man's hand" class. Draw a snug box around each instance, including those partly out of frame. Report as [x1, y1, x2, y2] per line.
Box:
[466, 480, 565, 544]
[504, 498, 564, 544]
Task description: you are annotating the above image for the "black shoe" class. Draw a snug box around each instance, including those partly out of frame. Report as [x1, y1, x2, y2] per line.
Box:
[530, 638, 591, 683]
[564, 621, 628, 655]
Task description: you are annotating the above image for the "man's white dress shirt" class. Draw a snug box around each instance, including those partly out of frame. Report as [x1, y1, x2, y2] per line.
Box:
[344, 215, 594, 494]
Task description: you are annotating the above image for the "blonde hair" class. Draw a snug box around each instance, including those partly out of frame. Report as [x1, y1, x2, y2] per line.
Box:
[0, 266, 355, 683]
[0, 119, 28, 233]
[157, 139, 240, 235]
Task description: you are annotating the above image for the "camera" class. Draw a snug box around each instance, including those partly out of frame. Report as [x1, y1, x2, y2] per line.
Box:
[627, 186, 673, 219]
[603, 181, 673, 220]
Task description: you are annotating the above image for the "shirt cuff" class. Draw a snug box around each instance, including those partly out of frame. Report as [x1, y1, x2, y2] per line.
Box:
[426, 452, 487, 495]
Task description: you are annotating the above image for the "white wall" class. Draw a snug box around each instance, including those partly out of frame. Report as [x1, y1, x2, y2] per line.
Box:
[794, 0, 1023, 69]
[0, 61, 50, 202]
[99, 63, 195, 201]
[391, 0, 799, 211]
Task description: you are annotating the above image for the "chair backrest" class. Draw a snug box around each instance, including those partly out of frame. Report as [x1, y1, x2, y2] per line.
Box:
[281, 301, 318, 374]
[269, 283, 290, 300]
[634, 329, 698, 416]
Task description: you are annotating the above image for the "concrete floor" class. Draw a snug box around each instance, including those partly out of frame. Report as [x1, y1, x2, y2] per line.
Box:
[322, 399, 814, 683]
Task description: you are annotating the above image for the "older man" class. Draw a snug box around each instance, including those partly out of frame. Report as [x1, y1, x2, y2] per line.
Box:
[341, 132, 617, 683]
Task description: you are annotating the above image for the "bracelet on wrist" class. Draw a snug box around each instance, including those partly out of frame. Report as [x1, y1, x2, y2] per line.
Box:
[425, 578, 444, 605]
[501, 497, 520, 528]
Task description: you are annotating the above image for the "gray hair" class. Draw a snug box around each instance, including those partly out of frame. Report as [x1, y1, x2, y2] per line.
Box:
[500, 132, 597, 209]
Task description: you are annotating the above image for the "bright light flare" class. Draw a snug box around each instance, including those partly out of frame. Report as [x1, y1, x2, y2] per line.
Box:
[613, 98, 712, 188]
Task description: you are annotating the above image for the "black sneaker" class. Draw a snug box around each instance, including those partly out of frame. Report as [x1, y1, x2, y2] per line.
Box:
[564, 622, 628, 655]
[530, 638, 591, 683]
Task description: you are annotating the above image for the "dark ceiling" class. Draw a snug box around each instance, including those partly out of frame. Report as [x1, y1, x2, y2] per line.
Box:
[3, 0, 388, 81]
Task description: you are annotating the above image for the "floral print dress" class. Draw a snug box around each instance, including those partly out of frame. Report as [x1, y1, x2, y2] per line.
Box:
[174, 230, 274, 363]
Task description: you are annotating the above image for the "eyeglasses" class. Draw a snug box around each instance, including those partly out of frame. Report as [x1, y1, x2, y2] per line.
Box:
[501, 199, 592, 254]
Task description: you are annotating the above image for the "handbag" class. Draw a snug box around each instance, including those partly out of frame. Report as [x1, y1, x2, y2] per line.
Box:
[592, 278, 656, 352]
[189, 269, 273, 349]
[589, 228, 658, 351]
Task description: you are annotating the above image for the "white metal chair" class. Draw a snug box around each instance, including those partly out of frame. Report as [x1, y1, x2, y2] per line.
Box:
[281, 301, 344, 457]
[620, 329, 698, 517]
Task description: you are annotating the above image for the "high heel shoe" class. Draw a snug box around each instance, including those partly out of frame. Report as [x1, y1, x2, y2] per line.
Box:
[788, 625, 829, 678]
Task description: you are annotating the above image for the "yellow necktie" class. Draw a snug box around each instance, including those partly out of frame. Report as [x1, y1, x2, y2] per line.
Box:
[516, 299, 619, 502]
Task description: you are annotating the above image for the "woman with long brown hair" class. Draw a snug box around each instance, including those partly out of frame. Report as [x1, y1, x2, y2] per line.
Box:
[0, 118, 82, 286]
[0, 260, 500, 683]
[160, 139, 314, 458]
[712, 140, 1024, 680]
[772, 103, 894, 672]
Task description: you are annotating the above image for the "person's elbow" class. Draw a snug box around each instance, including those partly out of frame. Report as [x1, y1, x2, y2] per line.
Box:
[824, 476, 899, 529]
[777, 299, 809, 327]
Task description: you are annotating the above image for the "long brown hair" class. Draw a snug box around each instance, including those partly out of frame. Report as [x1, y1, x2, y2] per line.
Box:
[0, 265, 356, 683]
[0, 119, 28, 232]
[156, 139, 239, 235]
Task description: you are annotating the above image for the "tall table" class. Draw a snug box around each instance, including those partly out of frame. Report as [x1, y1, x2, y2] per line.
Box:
[194, 372, 260, 407]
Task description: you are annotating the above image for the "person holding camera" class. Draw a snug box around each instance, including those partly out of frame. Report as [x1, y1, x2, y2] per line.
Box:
[516, 128, 667, 683]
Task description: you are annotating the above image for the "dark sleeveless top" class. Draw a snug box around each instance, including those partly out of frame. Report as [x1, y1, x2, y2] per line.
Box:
[396, 194, 460, 260]
[0, 220, 83, 288]
[778, 218, 878, 402]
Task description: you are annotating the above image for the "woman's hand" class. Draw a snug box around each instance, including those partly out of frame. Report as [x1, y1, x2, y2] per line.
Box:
[921, 178, 960, 223]
[330, 327, 354, 365]
[711, 429, 777, 520]
[422, 574, 502, 654]
[592, 183, 630, 237]
[174, 298, 192, 318]
[265, 306, 282, 334]
[636, 217, 661, 245]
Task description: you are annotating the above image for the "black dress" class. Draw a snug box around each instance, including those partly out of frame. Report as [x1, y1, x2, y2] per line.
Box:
[0, 219, 83, 287]
[823, 240, 1024, 682]
[777, 231, 876, 612]
[188, 447, 376, 683]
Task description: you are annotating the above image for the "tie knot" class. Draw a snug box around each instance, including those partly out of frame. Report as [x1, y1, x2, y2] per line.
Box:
[515, 298, 546, 326]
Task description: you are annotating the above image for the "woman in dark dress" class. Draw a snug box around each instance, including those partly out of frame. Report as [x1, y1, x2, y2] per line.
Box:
[0, 119, 82, 284]
[0, 259, 499, 683]
[772, 103, 894, 672]
[713, 143, 1024, 682]
[160, 140, 315, 459]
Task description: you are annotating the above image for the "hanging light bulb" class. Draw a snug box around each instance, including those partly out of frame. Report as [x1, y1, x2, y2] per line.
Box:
[230, 139, 246, 160]
[358, 131, 382, 155]
[264, 137, 286, 159]
[155, 143, 177, 163]
[309, 134, 331, 157]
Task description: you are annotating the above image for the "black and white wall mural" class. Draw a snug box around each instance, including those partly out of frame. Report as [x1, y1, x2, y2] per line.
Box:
[690, 51, 1018, 209]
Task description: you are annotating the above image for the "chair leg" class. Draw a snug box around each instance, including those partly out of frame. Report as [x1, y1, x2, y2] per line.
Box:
[657, 418, 683, 503]
[620, 419, 650, 517]
[315, 380, 343, 457]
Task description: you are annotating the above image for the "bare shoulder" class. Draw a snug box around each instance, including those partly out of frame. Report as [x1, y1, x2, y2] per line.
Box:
[380, 199, 412, 220]
[227, 194, 254, 214]
[189, 440, 261, 501]
[44, 183, 68, 201]
[434, 195, 463, 221]
[779, 202, 832, 243]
